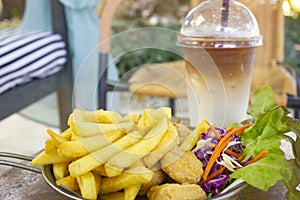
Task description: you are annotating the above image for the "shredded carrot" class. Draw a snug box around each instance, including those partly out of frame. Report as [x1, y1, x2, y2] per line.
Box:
[224, 149, 240, 158]
[245, 150, 268, 166]
[204, 120, 222, 140]
[199, 166, 226, 185]
[202, 138, 231, 181]
[199, 150, 267, 185]
[202, 124, 251, 181]
[210, 143, 240, 158]
[226, 126, 234, 132]
[231, 124, 251, 136]
[237, 153, 245, 161]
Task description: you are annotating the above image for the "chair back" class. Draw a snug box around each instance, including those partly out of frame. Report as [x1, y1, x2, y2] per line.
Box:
[240, 0, 296, 105]
[0, 0, 73, 130]
[99, 0, 124, 54]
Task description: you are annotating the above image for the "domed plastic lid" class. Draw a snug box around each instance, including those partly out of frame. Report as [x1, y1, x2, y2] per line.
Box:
[177, 0, 262, 48]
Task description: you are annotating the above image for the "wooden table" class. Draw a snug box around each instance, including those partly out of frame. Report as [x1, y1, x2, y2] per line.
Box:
[0, 166, 290, 200]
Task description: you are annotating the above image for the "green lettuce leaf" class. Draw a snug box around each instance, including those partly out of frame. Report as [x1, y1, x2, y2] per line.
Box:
[247, 85, 278, 120]
[230, 85, 300, 200]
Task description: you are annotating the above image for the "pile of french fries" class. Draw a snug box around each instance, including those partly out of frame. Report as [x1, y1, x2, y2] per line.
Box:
[31, 107, 208, 200]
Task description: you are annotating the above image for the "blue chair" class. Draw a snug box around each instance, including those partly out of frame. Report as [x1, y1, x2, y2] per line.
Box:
[0, 0, 73, 130]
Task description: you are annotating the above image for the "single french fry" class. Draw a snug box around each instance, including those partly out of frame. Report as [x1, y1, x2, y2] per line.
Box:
[60, 128, 73, 140]
[76, 172, 101, 200]
[100, 192, 124, 200]
[180, 120, 209, 151]
[68, 109, 85, 134]
[79, 111, 97, 123]
[137, 109, 154, 134]
[56, 175, 79, 192]
[82, 109, 123, 123]
[99, 167, 153, 195]
[94, 172, 102, 196]
[122, 113, 140, 123]
[94, 109, 123, 123]
[47, 129, 68, 143]
[31, 150, 73, 166]
[58, 128, 126, 158]
[174, 123, 192, 145]
[105, 111, 168, 177]
[57, 140, 89, 158]
[67, 113, 74, 127]
[53, 162, 69, 180]
[68, 131, 142, 177]
[152, 107, 172, 120]
[92, 165, 107, 176]
[75, 121, 134, 138]
[143, 123, 178, 168]
[71, 134, 80, 141]
[124, 184, 142, 200]
[123, 160, 144, 200]
[45, 138, 59, 153]
[45, 129, 73, 153]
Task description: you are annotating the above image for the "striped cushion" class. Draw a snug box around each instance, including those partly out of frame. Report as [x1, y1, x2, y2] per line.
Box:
[0, 29, 67, 94]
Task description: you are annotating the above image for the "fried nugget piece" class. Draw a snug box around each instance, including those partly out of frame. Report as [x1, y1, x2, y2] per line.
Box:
[147, 183, 206, 200]
[139, 169, 167, 196]
[161, 146, 203, 184]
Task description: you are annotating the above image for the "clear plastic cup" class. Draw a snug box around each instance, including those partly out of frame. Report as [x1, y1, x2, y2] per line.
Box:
[177, 0, 262, 127]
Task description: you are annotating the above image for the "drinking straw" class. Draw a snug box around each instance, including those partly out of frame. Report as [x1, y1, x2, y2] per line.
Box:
[221, 0, 230, 29]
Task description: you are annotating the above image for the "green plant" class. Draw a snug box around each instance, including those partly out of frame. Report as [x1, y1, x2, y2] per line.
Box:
[284, 15, 300, 74]
[115, 48, 182, 78]
[111, 0, 188, 78]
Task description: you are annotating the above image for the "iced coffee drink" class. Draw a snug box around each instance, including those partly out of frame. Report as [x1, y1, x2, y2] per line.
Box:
[177, 0, 262, 126]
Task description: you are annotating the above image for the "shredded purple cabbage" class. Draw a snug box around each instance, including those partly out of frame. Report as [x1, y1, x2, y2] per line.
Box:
[241, 156, 253, 165]
[196, 125, 247, 196]
[202, 133, 218, 144]
[215, 127, 227, 137]
[230, 135, 245, 153]
[194, 147, 211, 168]
[200, 175, 229, 195]
[210, 162, 223, 178]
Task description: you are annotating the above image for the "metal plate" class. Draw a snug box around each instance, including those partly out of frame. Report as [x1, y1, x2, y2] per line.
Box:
[42, 165, 84, 200]
[41, 164, 247, 200]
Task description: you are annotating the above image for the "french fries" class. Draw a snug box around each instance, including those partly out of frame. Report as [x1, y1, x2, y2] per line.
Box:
[68, 131, 143, 177]
[56, 176, 79, 192]
[104, 109, 169, 177]
[47, 129, 68, 143]
[143, 123, 179, 168]
[76, 171, 101, 199]
[180, 120, 209, 151]
[99, 166, 153, 195]
[100, 192, 124, 200]
[57, 129, 126, 158]
[75, 121, 134, 138]
[44, 138, 58, 153]
[53, 162, 69, 180]
[31, 107, 200, 200]
[31, 150, 73, 166]
[124, 184, 142, 200]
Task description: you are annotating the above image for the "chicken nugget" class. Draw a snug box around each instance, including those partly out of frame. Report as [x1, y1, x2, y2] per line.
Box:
[161, 146, 203, 184]
[147, 183, 206, 200]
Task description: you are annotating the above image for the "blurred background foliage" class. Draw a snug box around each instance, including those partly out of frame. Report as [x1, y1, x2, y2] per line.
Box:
[284, 15, 300, 74]
[111, 0, 189, 77]
[111, 0, 300, 77]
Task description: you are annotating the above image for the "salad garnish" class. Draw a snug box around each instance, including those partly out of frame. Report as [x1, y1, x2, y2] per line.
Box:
[193, 85, 300, 199]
